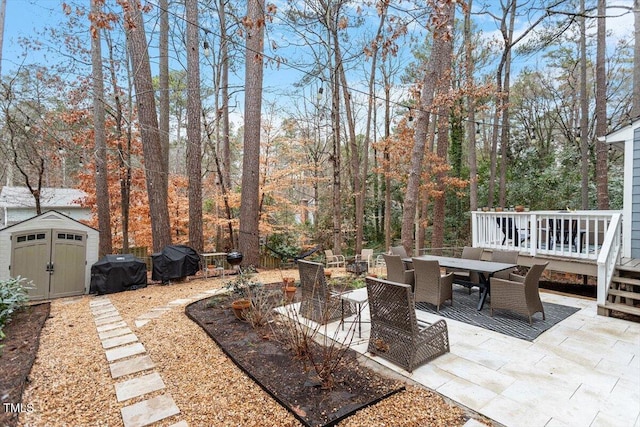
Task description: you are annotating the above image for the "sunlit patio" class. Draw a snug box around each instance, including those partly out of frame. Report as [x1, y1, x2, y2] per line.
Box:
[282, 286, 640, 427]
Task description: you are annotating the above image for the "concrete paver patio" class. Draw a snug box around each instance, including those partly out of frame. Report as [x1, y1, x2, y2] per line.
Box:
[322, 288, 640, 427]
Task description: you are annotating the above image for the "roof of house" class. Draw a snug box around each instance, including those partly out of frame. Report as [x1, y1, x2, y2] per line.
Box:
[604, 119, 640, 145]
[0, 186, 88, 209]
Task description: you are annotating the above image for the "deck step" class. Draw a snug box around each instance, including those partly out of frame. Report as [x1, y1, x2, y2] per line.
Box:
[608, 289, 640, 300]
[612, 276, 640, 286]
[600, 302, 640, 317]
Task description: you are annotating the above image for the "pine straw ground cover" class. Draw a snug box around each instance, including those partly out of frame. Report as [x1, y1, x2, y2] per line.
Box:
[10, 269, 484, 426]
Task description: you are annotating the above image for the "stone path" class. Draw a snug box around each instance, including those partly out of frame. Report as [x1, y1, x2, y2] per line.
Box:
[89, 288, 228, 427]
[90, 297, 183, 427]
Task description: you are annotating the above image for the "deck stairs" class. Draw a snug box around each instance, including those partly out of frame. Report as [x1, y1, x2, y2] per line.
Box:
[601, 258, 640, 318]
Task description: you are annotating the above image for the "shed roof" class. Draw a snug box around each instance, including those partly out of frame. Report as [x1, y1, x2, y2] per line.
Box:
[0, 209, 98, 233]
[0, 186, 88, 208]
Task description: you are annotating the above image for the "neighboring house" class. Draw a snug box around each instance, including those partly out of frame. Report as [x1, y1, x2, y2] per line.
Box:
[605, 119, 640, 259]
[0, 186, 91, 229]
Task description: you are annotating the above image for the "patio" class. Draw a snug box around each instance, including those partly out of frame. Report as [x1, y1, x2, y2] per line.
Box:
[289, 282, 640, 427]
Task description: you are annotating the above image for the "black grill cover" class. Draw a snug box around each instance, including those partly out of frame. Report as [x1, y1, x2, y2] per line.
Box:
[90, 254, 148, 295]
[151, 245, 201, 283]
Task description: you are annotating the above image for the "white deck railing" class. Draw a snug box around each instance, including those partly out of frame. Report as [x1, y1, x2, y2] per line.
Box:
[471, 210, 621, 261]
[597, 213, 623, 306]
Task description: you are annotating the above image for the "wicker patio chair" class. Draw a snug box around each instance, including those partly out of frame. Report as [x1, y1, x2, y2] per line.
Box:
[390, 245, 409, 257]
[382, 254, 414, 289]
[366, 277, 450, 372]
[298, 260, 352, 324]
[412, 258, 453, 311]
[490, 250, 519, 280]
[324, 249, 345, 268]
[490, 262, 549, 325]
[451, 246, 483, 293]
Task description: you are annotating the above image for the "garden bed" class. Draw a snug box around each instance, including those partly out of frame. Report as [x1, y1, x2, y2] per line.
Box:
[186, 293, 404, 427]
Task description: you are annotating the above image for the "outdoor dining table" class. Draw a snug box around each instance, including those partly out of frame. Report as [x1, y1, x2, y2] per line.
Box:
[404, 255, 518, 311]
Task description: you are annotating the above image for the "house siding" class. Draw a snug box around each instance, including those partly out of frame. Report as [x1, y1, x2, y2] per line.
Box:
[632, 128, 640, 258]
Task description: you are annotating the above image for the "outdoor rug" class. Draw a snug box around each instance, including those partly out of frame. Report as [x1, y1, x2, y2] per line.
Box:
[416, 286, 581, 341]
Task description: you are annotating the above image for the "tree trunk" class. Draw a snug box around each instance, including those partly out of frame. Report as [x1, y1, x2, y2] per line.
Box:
[465, 0, 478, 212]
[238, 0, 265, 266]
[595, 0, 609, 209]
[498, 0, 516, 208]
[401, 2, 452, 255]
[382, 66, 391, 250]
[579, 0, 589, 209]
[91, 0, 113, 257]
[186, 0, 203, 253]
[159, 0, 169, 193]
[105, 32, 131, 252]
[123, 0, 171, 253]
[431, 5, 455, 251]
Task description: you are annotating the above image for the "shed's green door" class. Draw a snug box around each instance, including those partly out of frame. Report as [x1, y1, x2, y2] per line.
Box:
[11, 229, 87, 300]
[11, 230, 51, 299]
[50, 230, 87, 298]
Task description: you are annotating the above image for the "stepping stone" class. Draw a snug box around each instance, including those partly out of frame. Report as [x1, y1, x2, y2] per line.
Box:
[90, 299, 112, 307]
[204, 289, 226, 295]
[115, 372, 165, 402]
[95, 315, 124, 326]
[110, 355, 156, 379]
[92, 305, 116, 314]
[137, 310, 165, 320]
[168, 299, 192, 306]
[135, 319, 150, 328]
[94, 310, 120, 320]
[97, 321, 128, 332]
[120, 394, 180, 427]
[99, 327, 133, 340]
[188, 293, 211, 299]
[151, 306, 171, 312]
[105, 343, 146, 362]
[102, 333, 138, 349]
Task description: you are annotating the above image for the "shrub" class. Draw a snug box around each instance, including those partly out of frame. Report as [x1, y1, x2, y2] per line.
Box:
[0, 276, 33, 350]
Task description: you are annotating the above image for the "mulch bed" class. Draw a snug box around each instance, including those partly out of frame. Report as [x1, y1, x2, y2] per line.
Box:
[0, 303, 50, 427]
[186, 293, 405, 427]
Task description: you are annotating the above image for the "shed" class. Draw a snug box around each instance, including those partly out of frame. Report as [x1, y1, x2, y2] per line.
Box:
[0, 210, 99, 300]
[605, 119, 640, 258]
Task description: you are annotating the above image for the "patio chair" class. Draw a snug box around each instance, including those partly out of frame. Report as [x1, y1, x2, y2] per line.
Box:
[298, 260, 352, 324]
[450, 246, 483, 293]
[382, 254, 414, 289]
[324, 249, 345, 268]
[412, 258, 453, 311]
[490, 262, 548, 325]
[366, 276, 450, 372]
[490, 250, 519, 280]
[390, 245, 409, 257]
[355, 248, 374, 267]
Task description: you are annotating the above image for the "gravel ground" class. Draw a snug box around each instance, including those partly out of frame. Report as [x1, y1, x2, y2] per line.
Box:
[18, 269, 489, 427]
